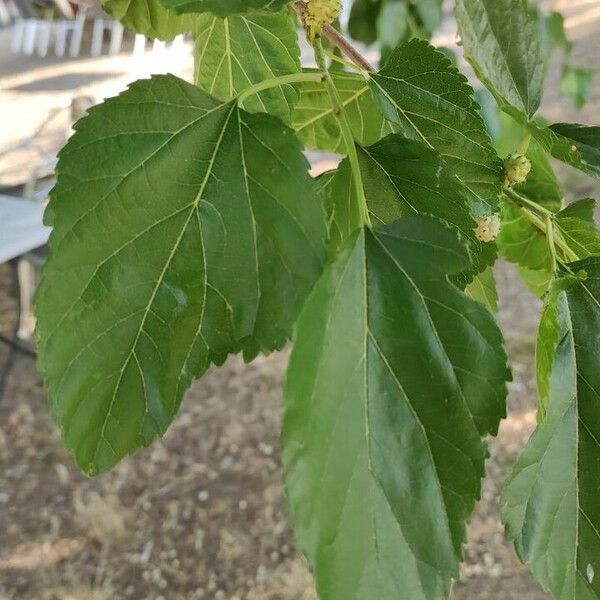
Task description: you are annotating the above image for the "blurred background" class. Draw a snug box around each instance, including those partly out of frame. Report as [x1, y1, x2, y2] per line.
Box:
[0, 0, 599, 598]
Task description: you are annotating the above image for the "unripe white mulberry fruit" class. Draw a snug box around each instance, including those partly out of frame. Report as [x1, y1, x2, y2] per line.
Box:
[504, 153, 532, 187]
[474, 214, 501, 242]
[304, 0, 341, 43]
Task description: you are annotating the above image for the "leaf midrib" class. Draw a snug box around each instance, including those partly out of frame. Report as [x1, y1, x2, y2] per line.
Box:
[89, 103, 237, 465]
[43, 98, 230, 356]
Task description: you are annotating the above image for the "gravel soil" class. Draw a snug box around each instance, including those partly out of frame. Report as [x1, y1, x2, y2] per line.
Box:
[0, 260, 553, 600]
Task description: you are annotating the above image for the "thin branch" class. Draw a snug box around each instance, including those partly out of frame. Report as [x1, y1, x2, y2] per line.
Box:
[237, 71, 323, 106]
[292, 1, 374, 72]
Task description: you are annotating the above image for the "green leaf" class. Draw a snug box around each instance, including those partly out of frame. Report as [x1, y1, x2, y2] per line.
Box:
[35, 75, 326, 475]
[413, 0, 443, 35]
[193, 10, 300, 121]
[558, 197, 596, 222]
[549, 124, 600, 178]
[348, 0, 381, 45]
[496, 202, 552, 272]
[544, 11, 572, 54]
[556, 199, 600, 259]
[283, 217, 509, 600]
[455, 0, 546, 118]
[465, 267, 498, 312]
[291, 71, 393, 153]
[560, 66, 593, 110]
[376, 1, 409, 59]
[517, 265, 554, 298]
[534, 289, 561, 422]
[519, 139, 564, 210]
[102, 0, 195, 39]
[369, 38, 503, 213]
[160, 0, 288, 17]
[525, 122, 600, 180]
[328, 135, 497, 278]
[520, 140, 564, 210]
[502, 261, 600, 599]
[321, 158, 362, 253]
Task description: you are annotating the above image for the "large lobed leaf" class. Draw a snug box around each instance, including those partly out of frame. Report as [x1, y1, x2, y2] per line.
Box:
[283, 217, 509, 600]
[502, 261, 600, 599]
[455, 0, 545, 119]
[369, 39, 504, 214]
[35, 75, 326, 475]
[194, 9, 300, 122]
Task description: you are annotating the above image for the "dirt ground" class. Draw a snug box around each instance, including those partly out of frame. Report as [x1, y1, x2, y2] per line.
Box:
[1, 1, 600, 598]
[0, 258, 562, 600]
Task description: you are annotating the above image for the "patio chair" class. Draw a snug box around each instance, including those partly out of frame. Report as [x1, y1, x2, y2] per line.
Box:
[10, 0, 126, 58]
[90, 15, 123, 56]
[53, 8, 85, 57]
[0, 193, 48, 399]
[0, 94, 97, 398]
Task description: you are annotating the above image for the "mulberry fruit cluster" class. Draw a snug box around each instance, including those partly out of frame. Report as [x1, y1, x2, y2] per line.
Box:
[304, 0, 341, 43]
[504, 153, 532, 187]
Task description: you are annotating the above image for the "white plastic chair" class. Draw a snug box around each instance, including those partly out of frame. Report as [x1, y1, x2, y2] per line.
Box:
[10, 16, 25, 51]
[34, 18, 52, 56]
[21, 17, 41, 54]
[54, 10, 86, 57]
[11, 11, 85, 57]
[90, 17, 124, 56]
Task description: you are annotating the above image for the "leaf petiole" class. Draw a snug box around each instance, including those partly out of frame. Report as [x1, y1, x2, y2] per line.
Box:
[314, 39, 372, 228]
[545, 214, 558, 273]
[236, 72, 324, 107]
[513, 204, 578, 264]
[324, 49, 371, 75]
[503, 186, 553, 216]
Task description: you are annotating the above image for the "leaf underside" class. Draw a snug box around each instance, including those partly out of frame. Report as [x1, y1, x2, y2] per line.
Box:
[194, 9, 300, 122]
[160, 0, 288, 17]
[497, 202, 553, 272]
[102, 0, 195, 39]
[291, 70, 394, 153]
[35, 74, 326, 475]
